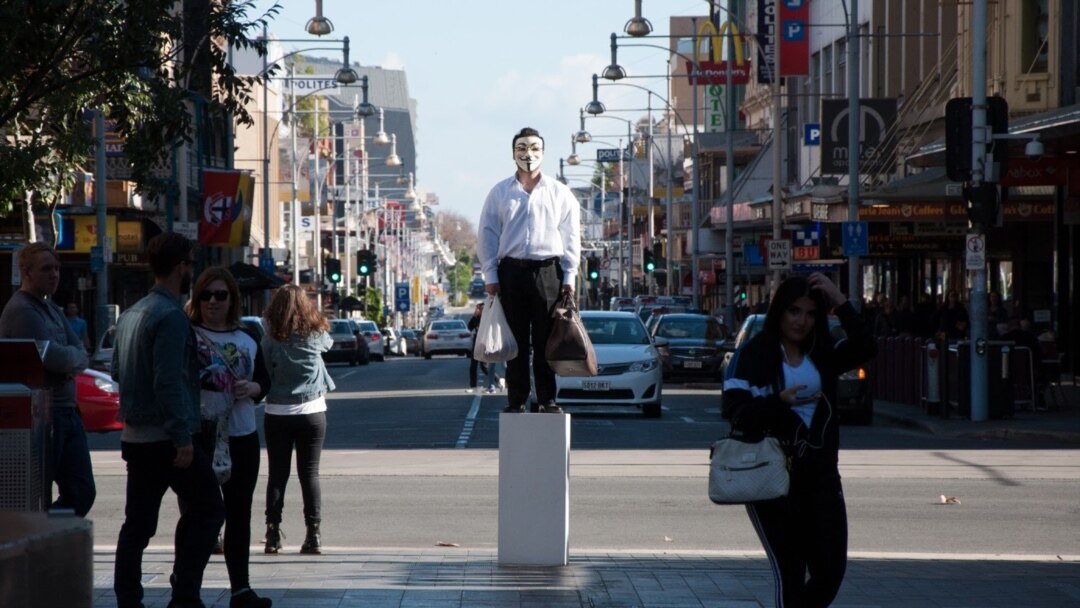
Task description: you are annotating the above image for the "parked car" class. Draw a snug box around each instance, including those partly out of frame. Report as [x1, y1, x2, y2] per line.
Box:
[421, 319, 472, 358]
[554, 311, 664, 418]
[650, 313, 731, 381]
[239, 315, 266, 341]
[382, 327, 409, 356]
[75, 369, 121, 432]
[89, 326, 115, 374]
[323, 319, 364, 366]
[400, 329, 421, 355]
[719, 313, 874, 425]
[353, 319, 385, 361]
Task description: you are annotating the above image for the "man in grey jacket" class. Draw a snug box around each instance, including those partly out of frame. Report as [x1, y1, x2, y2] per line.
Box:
[111, 232, 225, 608]
[0, 242, 94, 515]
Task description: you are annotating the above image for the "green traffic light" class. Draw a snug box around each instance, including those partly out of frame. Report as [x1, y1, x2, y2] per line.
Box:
[359, 264, 370, 275]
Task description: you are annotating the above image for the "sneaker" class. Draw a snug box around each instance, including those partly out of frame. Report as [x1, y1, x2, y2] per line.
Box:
[484, 386, 496, 394]
[466, 388, 476, 393]
[538, 403, 564, 414]
[498, 378, 507, 390]
[502, 404, 525, 413]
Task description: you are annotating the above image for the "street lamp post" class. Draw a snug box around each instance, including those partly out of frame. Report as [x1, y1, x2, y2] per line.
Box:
[591, 79, 688, 298]
[258, 24, 358, 273]
[602, 29, 703, 309]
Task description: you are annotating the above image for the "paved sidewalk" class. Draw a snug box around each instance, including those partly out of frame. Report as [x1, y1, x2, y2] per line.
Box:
[875, 377, 1080, 444]
[89, 546, 1080, 608]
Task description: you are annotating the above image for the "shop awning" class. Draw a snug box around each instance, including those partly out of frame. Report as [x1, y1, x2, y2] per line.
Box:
[228, 262, 286, 291]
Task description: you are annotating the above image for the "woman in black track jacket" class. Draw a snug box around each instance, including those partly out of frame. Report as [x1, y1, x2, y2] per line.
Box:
[721, 273, 876, 608]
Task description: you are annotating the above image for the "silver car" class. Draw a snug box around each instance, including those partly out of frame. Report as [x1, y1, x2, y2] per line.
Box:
[421, 319, 472, 359]
[353, 319, 385, 361]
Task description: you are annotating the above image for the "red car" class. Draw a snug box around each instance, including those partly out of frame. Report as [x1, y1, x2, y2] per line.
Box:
[76, 369, 121, 432]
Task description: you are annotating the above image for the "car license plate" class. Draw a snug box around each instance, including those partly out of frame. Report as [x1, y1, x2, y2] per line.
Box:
[683, 361, 703, 369]
[582, 380, 610, 391]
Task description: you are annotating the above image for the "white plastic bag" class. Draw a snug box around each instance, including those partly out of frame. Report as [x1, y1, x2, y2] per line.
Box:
[474, 295, 518, 363]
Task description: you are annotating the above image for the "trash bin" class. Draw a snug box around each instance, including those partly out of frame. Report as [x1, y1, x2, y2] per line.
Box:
[949, 340, 1015, 420]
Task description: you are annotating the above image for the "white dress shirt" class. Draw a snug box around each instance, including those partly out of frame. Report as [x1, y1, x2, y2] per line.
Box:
[477, 173, 581, 286]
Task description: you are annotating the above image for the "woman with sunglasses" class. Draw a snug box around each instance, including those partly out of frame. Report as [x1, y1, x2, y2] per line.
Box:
[186, 266, 272, 608]
[260, 285, 334, 556]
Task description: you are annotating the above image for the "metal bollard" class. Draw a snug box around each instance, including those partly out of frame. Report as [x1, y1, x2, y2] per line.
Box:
[925, 340, 941, 415]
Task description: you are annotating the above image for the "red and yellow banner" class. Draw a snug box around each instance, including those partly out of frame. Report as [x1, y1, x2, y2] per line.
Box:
[199, 169, 254, 247]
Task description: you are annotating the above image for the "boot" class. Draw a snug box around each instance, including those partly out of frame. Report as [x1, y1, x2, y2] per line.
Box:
[300, 523, 321, 555]
[264, 523, 283, 554]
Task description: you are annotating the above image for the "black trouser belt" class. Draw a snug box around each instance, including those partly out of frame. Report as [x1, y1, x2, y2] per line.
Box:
[500, 256, 558, 269]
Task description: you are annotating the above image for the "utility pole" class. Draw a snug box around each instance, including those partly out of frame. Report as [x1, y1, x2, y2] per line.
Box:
[723, 7, 736, 328]
[94, 111, 109, 346]
[968, 0, 990, 421]
[847, 0, 861, 310]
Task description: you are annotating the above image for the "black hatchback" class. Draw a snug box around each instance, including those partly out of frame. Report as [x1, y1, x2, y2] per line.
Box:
[650, 313, 731, 380]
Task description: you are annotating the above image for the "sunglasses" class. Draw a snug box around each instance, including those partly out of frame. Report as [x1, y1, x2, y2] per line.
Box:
[198, 290, 229, 302]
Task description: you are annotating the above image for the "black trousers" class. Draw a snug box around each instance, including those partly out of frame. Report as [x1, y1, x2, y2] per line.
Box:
[746, 479, 848, 608]
[497, 258, 563, 408]
[194, 426, 261, 591]
[264, 412, 326, 526]
[114, 440, 225, 608]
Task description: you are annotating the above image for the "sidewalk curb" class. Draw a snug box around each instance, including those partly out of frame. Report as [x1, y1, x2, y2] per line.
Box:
[876, 406, 1080, 444]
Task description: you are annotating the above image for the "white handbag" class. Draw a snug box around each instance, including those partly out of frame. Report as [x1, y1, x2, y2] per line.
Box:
[708, 436, 790, 504]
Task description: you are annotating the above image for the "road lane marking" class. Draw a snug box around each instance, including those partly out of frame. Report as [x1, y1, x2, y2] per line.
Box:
[455, 395, 482, 448]
[334, 370, 357, 380]
[681, 416, 695, 423]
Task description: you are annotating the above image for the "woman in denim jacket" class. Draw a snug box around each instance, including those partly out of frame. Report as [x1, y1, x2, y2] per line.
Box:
[260, 285, 335, 555]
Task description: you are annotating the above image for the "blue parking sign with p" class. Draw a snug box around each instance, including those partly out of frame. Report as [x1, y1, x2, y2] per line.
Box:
[783, 19, 805, 41]
[804, 123, 821, 146]
[395, 282, 410, 312]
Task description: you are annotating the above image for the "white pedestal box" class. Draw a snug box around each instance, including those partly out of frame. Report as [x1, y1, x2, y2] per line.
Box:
[497, 413, 570, 566]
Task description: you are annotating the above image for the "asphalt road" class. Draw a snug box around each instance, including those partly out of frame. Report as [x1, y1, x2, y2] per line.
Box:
[83, 354, 1080, 560]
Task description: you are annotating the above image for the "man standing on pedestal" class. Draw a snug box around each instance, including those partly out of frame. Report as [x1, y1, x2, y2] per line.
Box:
[477, 127, 581, 414]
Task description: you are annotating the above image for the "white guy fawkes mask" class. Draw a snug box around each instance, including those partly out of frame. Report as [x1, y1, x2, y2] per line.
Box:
[513, 136, 544, 173]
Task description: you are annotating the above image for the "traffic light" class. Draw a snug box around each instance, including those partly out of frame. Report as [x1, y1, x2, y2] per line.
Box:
[587, 257, 600, 282]
[356, 249, 376, 276]
[325, 258, 341, 284]
[642, 248, 655, 273]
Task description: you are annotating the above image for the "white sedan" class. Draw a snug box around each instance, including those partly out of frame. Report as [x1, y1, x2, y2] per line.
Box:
[554, 311, 664, 418]
[421, 319, 473, 358]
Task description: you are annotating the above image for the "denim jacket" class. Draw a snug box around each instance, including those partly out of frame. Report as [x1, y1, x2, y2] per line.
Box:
[112, 285, 200, 446]
[261, 330, 335, 405]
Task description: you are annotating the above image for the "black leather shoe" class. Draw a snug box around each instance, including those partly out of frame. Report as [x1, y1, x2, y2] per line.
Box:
[229, 589, 272, 608]
[538, 403, 564, 414]
[502, 404, 525, 413]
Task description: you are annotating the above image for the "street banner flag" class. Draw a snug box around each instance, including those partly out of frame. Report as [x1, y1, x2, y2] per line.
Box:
[199, 169, 254, 247]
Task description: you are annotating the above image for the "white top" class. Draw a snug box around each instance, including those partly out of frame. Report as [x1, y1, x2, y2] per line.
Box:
[264, 395, 327, 416]
[477, 173, 581, 287]
[194, 327, 260, 437]
[782, 356, 822, 428]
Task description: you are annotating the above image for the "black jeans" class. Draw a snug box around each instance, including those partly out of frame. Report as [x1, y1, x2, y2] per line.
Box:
[50, 407, 96, 516]
[114, 440, 225, 608]
[746, 479, 848, 608]
[264, 412, 326, 526]
[194, 426, 261, 591]
[497, 259, 563, 407]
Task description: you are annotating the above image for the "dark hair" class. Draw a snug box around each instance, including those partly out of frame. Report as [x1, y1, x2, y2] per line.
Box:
[511, 127, 543, 149]
[147, 232, 194, 278]
[761, 275, 831, 358]
[186, 266, 242, 328]
[263, 285, 329, 341]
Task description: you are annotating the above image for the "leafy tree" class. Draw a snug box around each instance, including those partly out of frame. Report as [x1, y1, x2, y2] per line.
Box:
[0, 0, 280, 236]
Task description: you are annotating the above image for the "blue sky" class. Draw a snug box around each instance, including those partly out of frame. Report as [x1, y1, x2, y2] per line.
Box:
[252, 0, 710, 228]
